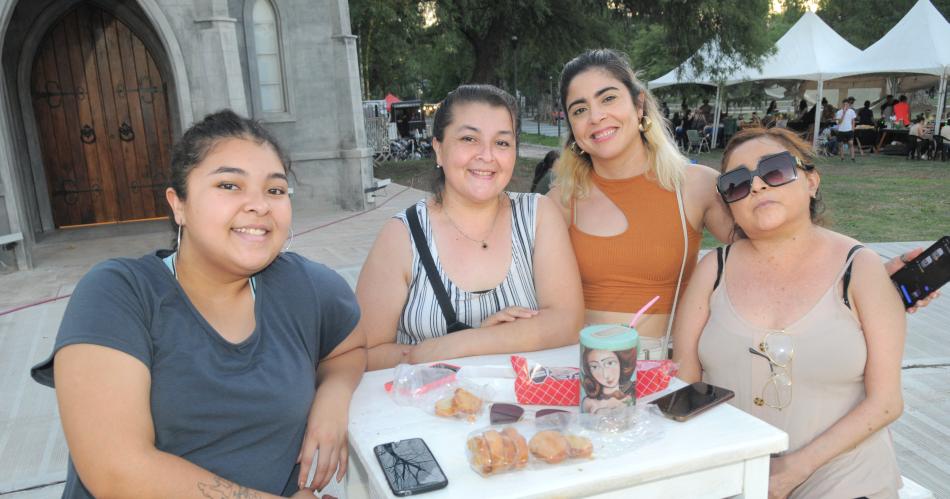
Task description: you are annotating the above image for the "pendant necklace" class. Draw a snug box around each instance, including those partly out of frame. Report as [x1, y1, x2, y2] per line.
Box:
[442, 194, 504, 250]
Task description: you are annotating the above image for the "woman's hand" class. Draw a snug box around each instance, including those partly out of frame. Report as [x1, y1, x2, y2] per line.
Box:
[768, 453, 811, 499]
[884, 248, 940, 313]
[297, 334, 366, 493]
[297, 394, 349, 493]
[480, 307, 539, 327]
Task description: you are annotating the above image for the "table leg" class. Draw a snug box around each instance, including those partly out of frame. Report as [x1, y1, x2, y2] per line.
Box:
[736, 455, 770, 498]
[877, 131, 888, 152]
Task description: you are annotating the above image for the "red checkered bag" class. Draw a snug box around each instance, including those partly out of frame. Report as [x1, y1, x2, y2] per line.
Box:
[636, 360, 677, 398]
[511, 356, 678, 406]
[510, 355, 580, 406]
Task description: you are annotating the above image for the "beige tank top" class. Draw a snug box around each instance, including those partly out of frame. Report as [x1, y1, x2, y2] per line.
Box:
[699, 246, 901, 499]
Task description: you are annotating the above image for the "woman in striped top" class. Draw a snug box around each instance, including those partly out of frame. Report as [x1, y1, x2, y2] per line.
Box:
[357, 85, 584, 370]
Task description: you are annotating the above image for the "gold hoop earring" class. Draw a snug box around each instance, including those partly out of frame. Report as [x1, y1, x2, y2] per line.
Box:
[639, 115, 653, 133]
[569, 141, 586, 157]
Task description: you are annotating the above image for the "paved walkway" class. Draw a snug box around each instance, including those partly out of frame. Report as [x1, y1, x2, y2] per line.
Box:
[1, 185, 947, 497]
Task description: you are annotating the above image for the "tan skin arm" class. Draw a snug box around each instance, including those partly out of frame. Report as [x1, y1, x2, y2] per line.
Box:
[686, 164, 734, 244]
[671, 251, 720, 383]
[54, 344, 310, 499]
[767, 249, 905, 498]
[296, 326, 367, 492]
[362, 197, 584, 370]
[360, 218, 414, 371]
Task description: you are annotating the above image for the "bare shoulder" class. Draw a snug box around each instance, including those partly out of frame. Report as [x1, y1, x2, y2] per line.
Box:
[369, 218, 412, 264]
[685, 163, 720, 186]
[824, 230, 884, 274]
[378, 216, 411, 241]
[693, 247, 721, 280]
[545, 187, 571, 222]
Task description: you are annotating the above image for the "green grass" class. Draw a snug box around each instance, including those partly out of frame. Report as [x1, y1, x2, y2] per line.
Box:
[377, 153, 950, 246]
[520, 132, 562, 148]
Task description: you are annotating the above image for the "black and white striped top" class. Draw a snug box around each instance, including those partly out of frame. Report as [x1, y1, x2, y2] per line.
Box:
[394, 192, 540, 344]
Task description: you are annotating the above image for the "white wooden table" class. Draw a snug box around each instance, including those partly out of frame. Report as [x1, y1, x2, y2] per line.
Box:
[344, 345, 788, 498]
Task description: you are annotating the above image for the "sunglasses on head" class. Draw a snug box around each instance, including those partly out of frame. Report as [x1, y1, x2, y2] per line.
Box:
[717, 151, 813, 204]
[489, 403, 569, 425]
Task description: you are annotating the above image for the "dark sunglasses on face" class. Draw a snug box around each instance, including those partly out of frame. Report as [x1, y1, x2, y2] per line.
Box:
[717, 151, 814, 204]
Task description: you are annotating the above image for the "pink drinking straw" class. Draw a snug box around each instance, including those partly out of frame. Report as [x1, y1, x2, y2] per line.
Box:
[629, 295, 661, 328]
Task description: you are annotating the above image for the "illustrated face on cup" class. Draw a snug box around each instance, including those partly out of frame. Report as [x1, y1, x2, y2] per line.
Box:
[586, 349, 621, 391]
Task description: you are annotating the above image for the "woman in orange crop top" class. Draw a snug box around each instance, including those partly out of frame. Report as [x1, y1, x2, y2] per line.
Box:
[547, 49, 734, 349]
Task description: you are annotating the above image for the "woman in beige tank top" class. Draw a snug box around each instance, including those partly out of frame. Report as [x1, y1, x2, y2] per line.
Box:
[673, 128, 906, 499]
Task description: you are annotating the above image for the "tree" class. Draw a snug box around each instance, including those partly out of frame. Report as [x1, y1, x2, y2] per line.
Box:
[618, 0, 774, 80]
[817, 0, 950, 49]
[349, 0, 780, 102]
[349, 0, 426, 99]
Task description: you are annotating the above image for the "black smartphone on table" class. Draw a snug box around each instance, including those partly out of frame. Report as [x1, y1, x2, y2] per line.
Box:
[374, 438, 448, 496]
[890, 236, 950, 309]
[651, 382, 735, 422]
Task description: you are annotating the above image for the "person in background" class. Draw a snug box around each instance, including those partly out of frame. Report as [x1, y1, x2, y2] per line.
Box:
[30, 110, 365, 498]
[796, 99, 809, 121]
[880, 94, 895, 117]
[820, 98, 836, 123]
[531, 150, 561, 194]
[893, 95, 910, 126]
[766, 100, 778, 116]
[835, 98, 857, 161]
[857, 100, 875, 126]
[939, 118, 950, 159]
[674, 127, 905, 498]
[699, 99, 713, 123]
[359, 84, 583, 370]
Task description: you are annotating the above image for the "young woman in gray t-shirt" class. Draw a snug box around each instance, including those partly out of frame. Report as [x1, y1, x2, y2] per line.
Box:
[32, 110, 364, 498]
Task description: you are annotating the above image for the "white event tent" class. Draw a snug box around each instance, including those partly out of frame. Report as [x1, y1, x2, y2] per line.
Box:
[831, 0, 950, 128]
[651, 12, 864, 147]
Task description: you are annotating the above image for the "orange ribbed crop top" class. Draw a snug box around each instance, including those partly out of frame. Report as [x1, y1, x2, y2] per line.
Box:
[569, 171, 701, 314]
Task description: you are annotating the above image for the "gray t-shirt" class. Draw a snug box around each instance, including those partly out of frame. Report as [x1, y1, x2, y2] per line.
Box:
[31, 251, 359, 497]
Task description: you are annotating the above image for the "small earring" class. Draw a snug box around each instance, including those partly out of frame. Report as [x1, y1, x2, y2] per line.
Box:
[436, 164, 443, 169]
[176, 224, 182, 252]
[569, 141, 586, 157]
[283, 228, 294, 253]
[639, 115, 653, 133]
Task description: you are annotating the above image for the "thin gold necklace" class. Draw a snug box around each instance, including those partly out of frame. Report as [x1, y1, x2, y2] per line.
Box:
[442, 194, 505, 250]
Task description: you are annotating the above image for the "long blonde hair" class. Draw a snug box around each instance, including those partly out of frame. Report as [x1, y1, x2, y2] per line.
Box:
[553, 49, 687, 205]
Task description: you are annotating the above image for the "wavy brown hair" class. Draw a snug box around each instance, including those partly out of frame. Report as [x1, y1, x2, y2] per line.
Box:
[720, 127, 826, 239]
[581, 346, 637, 400]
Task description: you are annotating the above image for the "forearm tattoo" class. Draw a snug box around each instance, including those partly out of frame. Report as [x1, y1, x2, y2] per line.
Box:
[197, 477, 262, 498]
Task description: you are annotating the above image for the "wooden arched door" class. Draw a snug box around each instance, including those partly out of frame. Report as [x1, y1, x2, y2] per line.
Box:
[30, 3, 173, 227]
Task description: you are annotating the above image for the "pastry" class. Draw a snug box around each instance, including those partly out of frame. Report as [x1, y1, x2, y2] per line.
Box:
[483, 430, 508, 471]
[467, 434, 492, 475]
[435, 396, 456, 417]
[565, 434, 593, 459]
[502, 427, 529, 467]
[452, 388, 483, 417]
[528, 430, 570, 464]
[435, 388, 483, 420]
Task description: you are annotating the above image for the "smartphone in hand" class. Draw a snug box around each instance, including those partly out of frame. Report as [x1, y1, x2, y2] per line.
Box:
[374, 438, 448, 496]
[651, 382, 735, 422]
[890, 236, 950, 309]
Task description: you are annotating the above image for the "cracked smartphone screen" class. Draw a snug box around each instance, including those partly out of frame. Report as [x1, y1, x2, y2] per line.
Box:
[374, 438, 448, 496]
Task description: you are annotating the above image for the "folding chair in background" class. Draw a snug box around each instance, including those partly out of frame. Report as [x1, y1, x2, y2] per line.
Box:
[686, 129, 709, 153]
